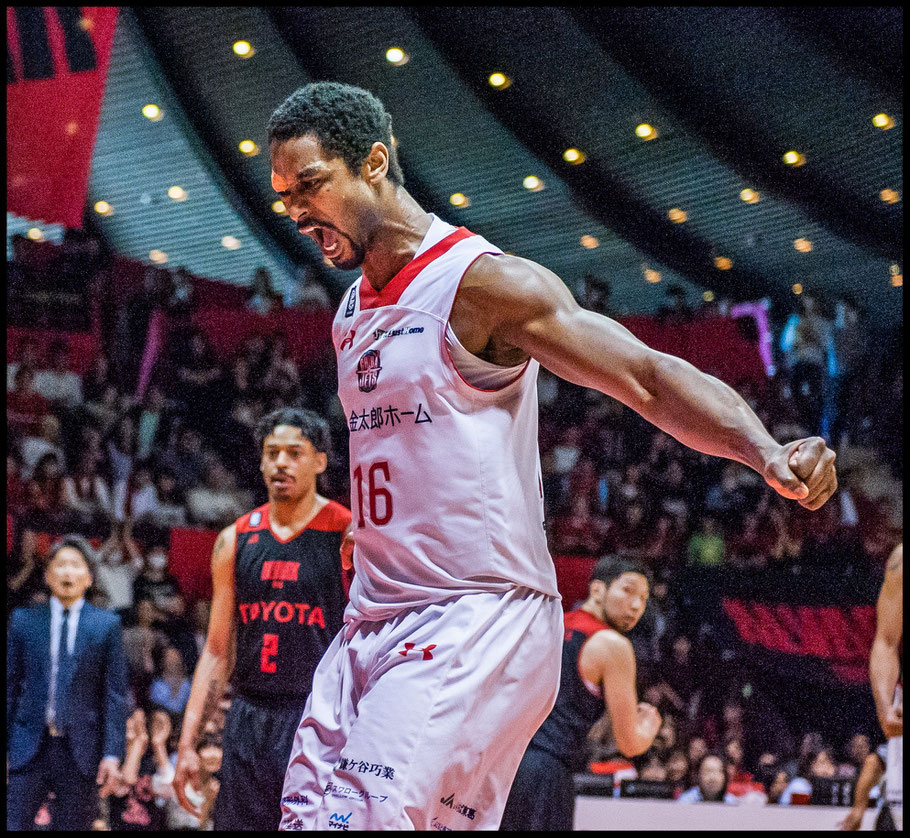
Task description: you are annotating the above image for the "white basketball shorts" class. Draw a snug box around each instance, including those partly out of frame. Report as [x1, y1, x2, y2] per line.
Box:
[279, 586, 563, 830]
[885, 685, 902, 808]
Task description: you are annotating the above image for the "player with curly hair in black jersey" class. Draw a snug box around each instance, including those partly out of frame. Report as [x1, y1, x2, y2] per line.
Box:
[172, 407, 352, 829]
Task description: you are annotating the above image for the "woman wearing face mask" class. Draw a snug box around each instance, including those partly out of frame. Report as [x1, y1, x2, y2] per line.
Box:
[94, 519, 146, 617]
[133, 541, 184, 621]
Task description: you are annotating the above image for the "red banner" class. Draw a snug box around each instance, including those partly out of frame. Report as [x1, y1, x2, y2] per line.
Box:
[7, 7, 119, 229]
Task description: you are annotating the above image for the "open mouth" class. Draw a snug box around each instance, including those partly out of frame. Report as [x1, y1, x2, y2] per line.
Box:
[300, 224, 342, 258]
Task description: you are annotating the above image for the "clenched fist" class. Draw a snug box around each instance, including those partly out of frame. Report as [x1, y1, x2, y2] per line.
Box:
[762, 436, 837, 511]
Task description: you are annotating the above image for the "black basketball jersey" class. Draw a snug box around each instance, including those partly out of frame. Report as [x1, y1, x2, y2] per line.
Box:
[529, 609, 611, 770]
[231, 500, 352, 701]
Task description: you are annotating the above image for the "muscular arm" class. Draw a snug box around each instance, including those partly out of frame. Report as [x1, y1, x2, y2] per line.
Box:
[457, 255, 837, 509]
[177, 525, 237, 754]
[589, 631, 661, 757]
[870, 544, 902, 736]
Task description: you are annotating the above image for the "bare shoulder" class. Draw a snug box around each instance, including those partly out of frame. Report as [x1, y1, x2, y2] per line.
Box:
[584, 627, 635, 663]
[460, 253, 576, 322]
[212, 523, 238, 569]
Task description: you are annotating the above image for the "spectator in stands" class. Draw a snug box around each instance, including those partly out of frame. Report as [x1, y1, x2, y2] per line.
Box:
[8, 448, 29, 519]
[261, 333, 301, 400]
[7, 335, 43, 391]
[158, 426, 206, 492]
[134, 385, 171, 462]
[115, 266, 173, 390]
[665, 750, 690, 792]
[24, 452, 67, 528]
[779, 745, 837, 804]
[132, 541, 184, 627]
[171, 330, 225, 428]
[150, 646, 192, 716]
[123, 599, 169, 706]
[94, 520, 146, 616]
[637, 750, 668, 781]
[779, 292, 833, 437]
[20, 413, 66, 483]
[552, 495, 603, 556]
[755, 758, 791, 805]
[192, 599, 211, 659]
[844, 733, 872, 776]
[687, 515, 726, 568]
[83, 382, 122, 439]
[829, 297, 865, 446]
[581, 272, 613, 317]
[61, 449, 113, 533]
[107, 707, 168, 831]
[8, 366, 49, 439]
[108, 415, 137, 521]
[185, 457, 253, 529]
[33, 338, 83, 409]
[294, 263, 333, 310]
[724, 737, 751, 785]
[129, 462, 160, 525]
[81, 353, 114, 405]
[148, 468, 188, 529]
[246, 266, 284, 315]
[677, 753, 738, 804]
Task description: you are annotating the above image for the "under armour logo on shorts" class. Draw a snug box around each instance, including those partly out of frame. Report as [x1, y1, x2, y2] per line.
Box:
[398, 642, 437, 660]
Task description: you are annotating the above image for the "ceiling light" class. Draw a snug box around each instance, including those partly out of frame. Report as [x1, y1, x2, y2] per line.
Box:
[740, 188, 760, 203]
[142, 104, 163, 121]
[523, 175, 544, 192]
[580, 235, 599, 249]
[488, 72, 511, 89]
[26, 228, 44, 241]
[703, 290, 715, 302]
[149, 250, 168, 264]
[890, 264, 902, 287]
[668, 208, 687, 223]
[880, 188, 900, 204]
[449, 193, 470, 208]
[168, 186, 188, 202]
[794, 238, 813, 253]
[272, 200, 287, 215]
[714, 256, 733, 270]
[872, 113, 894, 130]
[94, 200, 113, 216]
[644, 268, 662, 283]
[238, 140, 259, 156]
[792, 283, 803, 295]
[563, 148, 586, 164]
[385, 47, 409, 66]
[783, 150, 806, 167]
[232, 40, 254, 58]
[635, 123, 658, 141]
[221, 235, 241, 250]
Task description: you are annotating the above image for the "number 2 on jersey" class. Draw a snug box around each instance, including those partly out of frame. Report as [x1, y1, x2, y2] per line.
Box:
[353, 461, 393, 528]
[261, 633, 278, 673]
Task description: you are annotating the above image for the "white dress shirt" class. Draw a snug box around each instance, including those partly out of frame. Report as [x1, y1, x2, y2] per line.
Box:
[47, 596, 85, 727]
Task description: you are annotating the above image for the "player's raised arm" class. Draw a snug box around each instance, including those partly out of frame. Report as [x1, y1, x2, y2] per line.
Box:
[870, 543, 902, 739]
[461, 254, 837, 511]
[173, 524, 237, 816]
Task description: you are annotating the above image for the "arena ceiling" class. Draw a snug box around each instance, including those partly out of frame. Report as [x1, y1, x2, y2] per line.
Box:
[87, 8, 903, 323]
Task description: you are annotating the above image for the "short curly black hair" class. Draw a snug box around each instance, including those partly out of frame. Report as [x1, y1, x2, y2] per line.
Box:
[267, 81, 405, 186]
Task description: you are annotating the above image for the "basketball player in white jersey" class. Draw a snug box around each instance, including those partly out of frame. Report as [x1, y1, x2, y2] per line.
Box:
[267, 81, 839, 830]
[870, 543, 902, 830]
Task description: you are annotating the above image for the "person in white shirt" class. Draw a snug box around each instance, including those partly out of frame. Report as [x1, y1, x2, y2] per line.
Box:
[94, 520, 146, 614]
[33, 339, 84, 410]
[677, 753, 739, 804]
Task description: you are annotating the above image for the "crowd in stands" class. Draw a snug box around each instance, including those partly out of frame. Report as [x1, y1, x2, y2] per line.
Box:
[6, 233, 902, 826]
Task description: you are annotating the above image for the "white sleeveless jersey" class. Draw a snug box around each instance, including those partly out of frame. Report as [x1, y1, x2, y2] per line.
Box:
[332, 215, 560, 621]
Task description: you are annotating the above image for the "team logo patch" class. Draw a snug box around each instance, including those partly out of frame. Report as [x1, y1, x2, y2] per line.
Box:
[249, 511, 262, 527]
[261, 560, 300, 588]
[356, 349, 382, 392]
[344, 286, 357, 317]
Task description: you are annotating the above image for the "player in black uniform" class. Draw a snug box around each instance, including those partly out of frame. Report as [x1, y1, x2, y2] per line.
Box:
[172, 407, 352, 829]
[500, 556, 661, 831]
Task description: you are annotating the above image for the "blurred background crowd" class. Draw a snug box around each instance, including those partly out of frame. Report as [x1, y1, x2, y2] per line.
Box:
[7, 229, 902, 828]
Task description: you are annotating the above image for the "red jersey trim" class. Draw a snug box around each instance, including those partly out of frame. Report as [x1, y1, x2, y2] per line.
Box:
[564, 608, 611, 639]
[359, 226, 475, 310]
[235, 504, 270, 534]
[308, 500, 352, 533]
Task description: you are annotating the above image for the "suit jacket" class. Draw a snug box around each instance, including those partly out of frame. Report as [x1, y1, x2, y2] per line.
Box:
[6, 601, 128, 776]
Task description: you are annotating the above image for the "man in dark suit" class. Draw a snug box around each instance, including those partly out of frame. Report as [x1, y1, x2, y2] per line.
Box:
[7, 535, 129, 830]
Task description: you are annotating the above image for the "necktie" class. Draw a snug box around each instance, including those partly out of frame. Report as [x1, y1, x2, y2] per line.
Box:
[52, 609, 70, 726]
